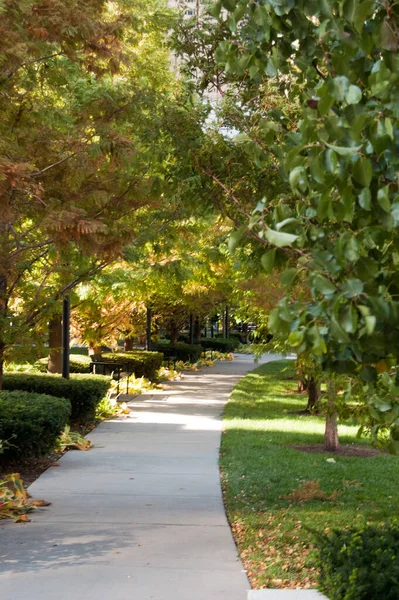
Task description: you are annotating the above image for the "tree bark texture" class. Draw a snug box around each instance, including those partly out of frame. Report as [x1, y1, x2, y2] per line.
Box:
[0, 273, 8, 390]
[124, 337, 134, 351]
[306, 377, 321, 411]
[324, 379, 339, 451]
[89, 346, 102, 360]
[48, 313, 62, 373]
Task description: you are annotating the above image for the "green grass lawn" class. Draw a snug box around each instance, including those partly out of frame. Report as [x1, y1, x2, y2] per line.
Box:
[220, 359, 399, 590]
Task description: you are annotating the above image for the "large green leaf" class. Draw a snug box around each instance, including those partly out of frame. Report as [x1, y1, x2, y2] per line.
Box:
[264, 228, 298, 247]
[352, 156, 373, 187]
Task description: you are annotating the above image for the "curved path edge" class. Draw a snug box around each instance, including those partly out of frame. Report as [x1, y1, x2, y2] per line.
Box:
[0, 353, 278, 600]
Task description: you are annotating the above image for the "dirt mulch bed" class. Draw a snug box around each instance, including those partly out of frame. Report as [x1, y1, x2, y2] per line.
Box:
[291, 443, 385, 458]
[0, 452, 63, 488]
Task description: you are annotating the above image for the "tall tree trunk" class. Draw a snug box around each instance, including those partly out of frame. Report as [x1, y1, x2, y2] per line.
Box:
[325, 380, 339, 451]
[48, 314, 62, 373]
[89, 346, 102, 361]
[124, 337, 134, 351]
[169, 319, 178, 344]
[0, 273, 8, 390]
[194, 316, 201, 343]
[306, 377, 320, 411]
[0, 343, 4, 391]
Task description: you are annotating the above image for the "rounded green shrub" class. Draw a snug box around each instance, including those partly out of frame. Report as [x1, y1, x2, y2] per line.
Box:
[200, 337, 240, 352]
[315, 523, 399, 600]
[0, 391, 71, 460]
[154, 342, 202, 363]
[34, 355, 92, 374]
[2, 373, 110, 424]
[101, 351, 164, 380]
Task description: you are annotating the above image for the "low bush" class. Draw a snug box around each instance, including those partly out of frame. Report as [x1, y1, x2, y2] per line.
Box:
[2, 373, 110, 424]
[200, 337, 240, 352]
[154, 342, 202, 363]
[0, 391, 71, 460]
[315, 523, 399, 600]
[34, 355, 92, 374]
[101, 350, 164, 380]
[69, 347, 89, 356]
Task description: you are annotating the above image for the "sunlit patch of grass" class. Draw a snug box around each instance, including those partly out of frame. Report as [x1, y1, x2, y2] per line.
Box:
[220, 360, 399, 590]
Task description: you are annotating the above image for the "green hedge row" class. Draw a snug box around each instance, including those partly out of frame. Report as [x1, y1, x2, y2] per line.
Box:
[153, 342, 202, 363]
[316, 523, 399, 599]
[101, 351, 164, 380]
[34, 355, 92, 374]
[200, 337, 240, 352]
[2, 373, 110, 424]
[0, 391, 71, 460]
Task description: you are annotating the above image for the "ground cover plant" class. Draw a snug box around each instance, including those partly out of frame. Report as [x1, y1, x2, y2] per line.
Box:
[220, 359, 399, 590]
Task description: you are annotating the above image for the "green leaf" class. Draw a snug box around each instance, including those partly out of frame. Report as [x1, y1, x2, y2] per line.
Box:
[324, 149, 338, 173]
[352, 156, 373, 187]
[341, 278, 364, 297]
[264, 228, 298, 247]
[354, 0, 376, 32]
[330, 316, 351, 343]
[325, 142, 362, 156]
[261, 249, 276, 274]
[269, 307, 290, 335]
[377, 186, 391, 212]
[313, 274, 336, 296]
[280, 267, 298, 286]
[209, 1, 222, 17]
[364, 315, 377, 334]
[358, 188, 371, 210]
[341, 233, 360, 262]
[339, 304, 358, 333]
[331, 76, 350, 101]
[346, 84, 362, 105]
[265, 58, 278, 77]
[228, 225, 246, 253]
[287, 329, 304, 347]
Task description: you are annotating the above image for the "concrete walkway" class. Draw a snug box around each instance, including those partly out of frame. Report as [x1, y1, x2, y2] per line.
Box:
[0, 354, 278, 600]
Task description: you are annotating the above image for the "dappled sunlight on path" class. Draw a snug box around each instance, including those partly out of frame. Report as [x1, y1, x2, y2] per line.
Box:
[0, 353, 280, 600]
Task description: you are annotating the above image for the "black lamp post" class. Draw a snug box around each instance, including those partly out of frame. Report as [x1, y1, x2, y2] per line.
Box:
[62, 295, 70, 379]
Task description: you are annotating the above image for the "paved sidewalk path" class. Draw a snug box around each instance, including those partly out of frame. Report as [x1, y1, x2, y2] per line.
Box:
[0, 354, 277, 600]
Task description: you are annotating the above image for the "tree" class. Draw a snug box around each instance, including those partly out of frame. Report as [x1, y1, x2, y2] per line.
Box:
[179, 0, 399, 450]
[0, 0, 176, 382]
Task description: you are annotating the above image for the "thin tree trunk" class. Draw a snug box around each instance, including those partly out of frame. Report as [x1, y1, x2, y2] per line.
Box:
[0, 273, 8, 390]
[0, 344, 4, 391]
[307, 377, 321, 411]
[48, 314, 62, 373]
[194, 316, 201, 343]
[124, 338, 134, 351]
[324, 379, 339, 451]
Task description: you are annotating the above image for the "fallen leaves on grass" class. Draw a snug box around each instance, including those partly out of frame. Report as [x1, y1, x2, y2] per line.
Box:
[231, 513, 318, 589]
[282, 480, 340, 503]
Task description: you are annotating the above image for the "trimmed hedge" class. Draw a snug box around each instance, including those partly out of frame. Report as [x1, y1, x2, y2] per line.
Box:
[2, 373, 110, 424]
[0, 391, 71, 460]
[154, 342, 202, 363]
[200, 337, 240, 352]
[315, 523, 399, 600]
[69, 347, 89, 356]
[34, 355, 92, 374]
[101, 351, 164, 380]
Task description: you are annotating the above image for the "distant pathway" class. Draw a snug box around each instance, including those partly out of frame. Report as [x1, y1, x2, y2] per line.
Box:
[0, 354, 278, 600]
